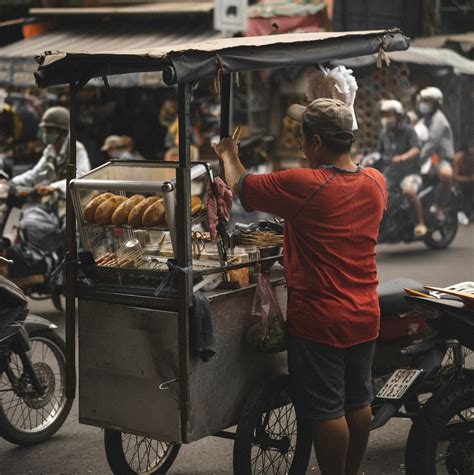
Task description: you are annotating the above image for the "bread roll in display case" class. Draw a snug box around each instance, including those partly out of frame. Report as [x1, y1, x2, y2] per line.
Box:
[70, 160, 211, 275]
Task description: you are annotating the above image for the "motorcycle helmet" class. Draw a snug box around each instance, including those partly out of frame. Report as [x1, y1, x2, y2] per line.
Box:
[380, 99, 404, 115]
[417, 87, 443, 105]
[39, 106, 70, 131]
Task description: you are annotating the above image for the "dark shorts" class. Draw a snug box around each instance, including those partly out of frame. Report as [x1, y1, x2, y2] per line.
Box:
[288, 335, 376, 421]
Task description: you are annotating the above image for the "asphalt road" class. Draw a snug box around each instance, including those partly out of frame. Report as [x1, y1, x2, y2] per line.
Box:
[1, 225, 473, 475]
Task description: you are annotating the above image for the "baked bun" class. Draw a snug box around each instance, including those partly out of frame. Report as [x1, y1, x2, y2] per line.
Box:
[142, 200, 166, 227]
[128, 196, 159, 228]
[111, 194, 145, 225]
[83, 192, 114, 223]
[95, 195, 127, 225]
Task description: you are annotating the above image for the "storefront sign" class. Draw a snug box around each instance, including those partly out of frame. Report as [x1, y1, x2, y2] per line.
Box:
[214, 0, 248, 32]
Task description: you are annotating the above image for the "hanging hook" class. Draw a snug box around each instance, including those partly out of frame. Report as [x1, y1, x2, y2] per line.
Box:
[158, 377, 180, 391]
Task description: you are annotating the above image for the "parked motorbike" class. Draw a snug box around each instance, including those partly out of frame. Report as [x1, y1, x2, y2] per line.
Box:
[0, 256, 72, 445]
[0, 180, 64, 310]
[362, 152, 458, 250]
[369, 279, 470, 432]
[404, 283, 474, 475]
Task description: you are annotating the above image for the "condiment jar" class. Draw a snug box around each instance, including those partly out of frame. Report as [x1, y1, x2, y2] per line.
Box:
[228, 247, 249, 287]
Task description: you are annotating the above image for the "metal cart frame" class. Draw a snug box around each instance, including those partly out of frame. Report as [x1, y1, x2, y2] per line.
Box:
[34, 28, 410, 472]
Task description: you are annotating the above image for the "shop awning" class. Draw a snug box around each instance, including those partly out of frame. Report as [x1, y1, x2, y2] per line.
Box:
[34, 29, 409, 88]
[412, 32, 474, 52]
[29, 2, 214, 16]
[0, 20, 224, 87]
[336, 46, 474, 75]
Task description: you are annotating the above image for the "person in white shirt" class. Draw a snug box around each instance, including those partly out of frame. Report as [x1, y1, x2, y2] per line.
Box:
[11, 106, 90, 195]
[416, 87, 455, 216]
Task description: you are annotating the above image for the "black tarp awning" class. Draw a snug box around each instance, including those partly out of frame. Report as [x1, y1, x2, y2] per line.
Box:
[35, 29, 410, 88]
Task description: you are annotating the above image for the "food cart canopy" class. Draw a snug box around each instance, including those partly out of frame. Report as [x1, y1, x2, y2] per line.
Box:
[34, 29, 410, 88]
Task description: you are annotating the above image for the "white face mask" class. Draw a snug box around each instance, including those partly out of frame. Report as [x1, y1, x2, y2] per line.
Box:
[42, 131, 61, 146]
[418, 102, 433, 116]
[381, 117, 397, 129]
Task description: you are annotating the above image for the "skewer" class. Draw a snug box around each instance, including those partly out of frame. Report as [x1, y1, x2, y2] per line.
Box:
[232, 125, 242, 143]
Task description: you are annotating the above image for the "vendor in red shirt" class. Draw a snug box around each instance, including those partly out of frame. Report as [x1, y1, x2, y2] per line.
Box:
[213, 98, 387, 475]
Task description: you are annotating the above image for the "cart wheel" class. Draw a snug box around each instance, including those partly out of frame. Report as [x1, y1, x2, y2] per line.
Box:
[104, 429, 180, 475]
[233, 375, 312, 475]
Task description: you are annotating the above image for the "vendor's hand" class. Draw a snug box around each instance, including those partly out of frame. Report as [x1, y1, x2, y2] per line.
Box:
[212, 137, 238, 160]
[392, 155, 404, 163]
[35, 184, 56, 196]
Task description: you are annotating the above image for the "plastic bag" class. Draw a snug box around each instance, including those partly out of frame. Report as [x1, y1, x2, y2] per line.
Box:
[247, 273, 287, 353]
[306, 65, 359, 130]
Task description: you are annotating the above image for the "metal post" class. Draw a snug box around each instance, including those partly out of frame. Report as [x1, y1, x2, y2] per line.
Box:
[65, 83, 78, 400]
[220, 73, 232, 139]
[219, 73, 232, 179]
[176, 82, 192, 442]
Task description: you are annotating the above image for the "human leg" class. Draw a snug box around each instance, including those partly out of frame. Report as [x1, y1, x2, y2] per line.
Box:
[400, 175, 426, 236]
[288, 335, 346, 475]
[434, 162, 453, 211]
[345, 405, 372, 475]
[312, 416, 349, 475]
[344, 340, 376, 475]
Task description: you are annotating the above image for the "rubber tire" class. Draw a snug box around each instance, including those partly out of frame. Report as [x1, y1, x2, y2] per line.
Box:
[423, 202, 458, 250]
[405, 373, 474, 475]
[233, 374, 312, 475]
[0, 329, 73, 446]
[104, 429, 181, 475]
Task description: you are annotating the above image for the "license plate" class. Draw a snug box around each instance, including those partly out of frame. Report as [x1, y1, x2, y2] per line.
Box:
[376, 369, 423, 400]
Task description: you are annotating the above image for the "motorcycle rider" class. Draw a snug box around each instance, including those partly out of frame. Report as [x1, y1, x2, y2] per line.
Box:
[417, 87, 454, 218]
[378, 100, 427, 237]
[10, 106, 90, 195]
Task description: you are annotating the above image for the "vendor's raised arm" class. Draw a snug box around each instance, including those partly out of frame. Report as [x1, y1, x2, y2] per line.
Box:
[212, 98, 374, 222]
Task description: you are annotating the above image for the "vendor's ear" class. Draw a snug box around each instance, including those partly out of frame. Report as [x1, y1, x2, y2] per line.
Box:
[313, 133, 322, 153]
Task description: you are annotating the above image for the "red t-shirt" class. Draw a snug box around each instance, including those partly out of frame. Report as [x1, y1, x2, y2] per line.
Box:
[240, 165, 387, 348]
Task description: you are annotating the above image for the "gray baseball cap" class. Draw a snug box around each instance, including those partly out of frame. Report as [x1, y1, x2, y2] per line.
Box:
[287, 98, 355, 146]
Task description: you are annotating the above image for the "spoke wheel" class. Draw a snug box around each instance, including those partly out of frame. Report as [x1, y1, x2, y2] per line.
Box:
[423, 202, 458, 250]
[406, 372, 474, 474]
[234, 375, 312, 475]
[104, 429, 180, 474]
[0, 329, 73, 445]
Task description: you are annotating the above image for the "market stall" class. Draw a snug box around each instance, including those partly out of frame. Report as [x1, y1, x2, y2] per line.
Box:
[34, 28, 409, 474]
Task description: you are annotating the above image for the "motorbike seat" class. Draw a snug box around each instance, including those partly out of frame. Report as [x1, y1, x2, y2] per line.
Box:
[378, 278, 425, 316]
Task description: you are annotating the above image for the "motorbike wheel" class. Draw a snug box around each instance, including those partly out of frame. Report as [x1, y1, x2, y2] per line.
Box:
[0, 329, 73, 446]
[233, 375, 312, 475]
[405, 372, 474, 475]
[423, 203, 458, 250]
[104, 429, 180, 474]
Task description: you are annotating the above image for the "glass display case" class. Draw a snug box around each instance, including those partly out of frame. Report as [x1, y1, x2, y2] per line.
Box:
[70, 161, 216, 276]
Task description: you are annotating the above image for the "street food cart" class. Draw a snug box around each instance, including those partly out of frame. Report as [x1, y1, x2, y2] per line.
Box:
[34, 29, 409, 474]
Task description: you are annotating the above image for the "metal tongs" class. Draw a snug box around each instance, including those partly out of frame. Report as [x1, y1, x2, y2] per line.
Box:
[211, 126, 243, 287]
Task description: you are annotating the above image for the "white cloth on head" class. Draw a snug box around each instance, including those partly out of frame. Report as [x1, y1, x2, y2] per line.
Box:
[306, 65, 359, 130]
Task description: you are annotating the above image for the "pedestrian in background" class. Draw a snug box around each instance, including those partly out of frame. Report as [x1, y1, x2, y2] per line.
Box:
[417, 87, 455, 218]
[101, 135, 134, 161]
